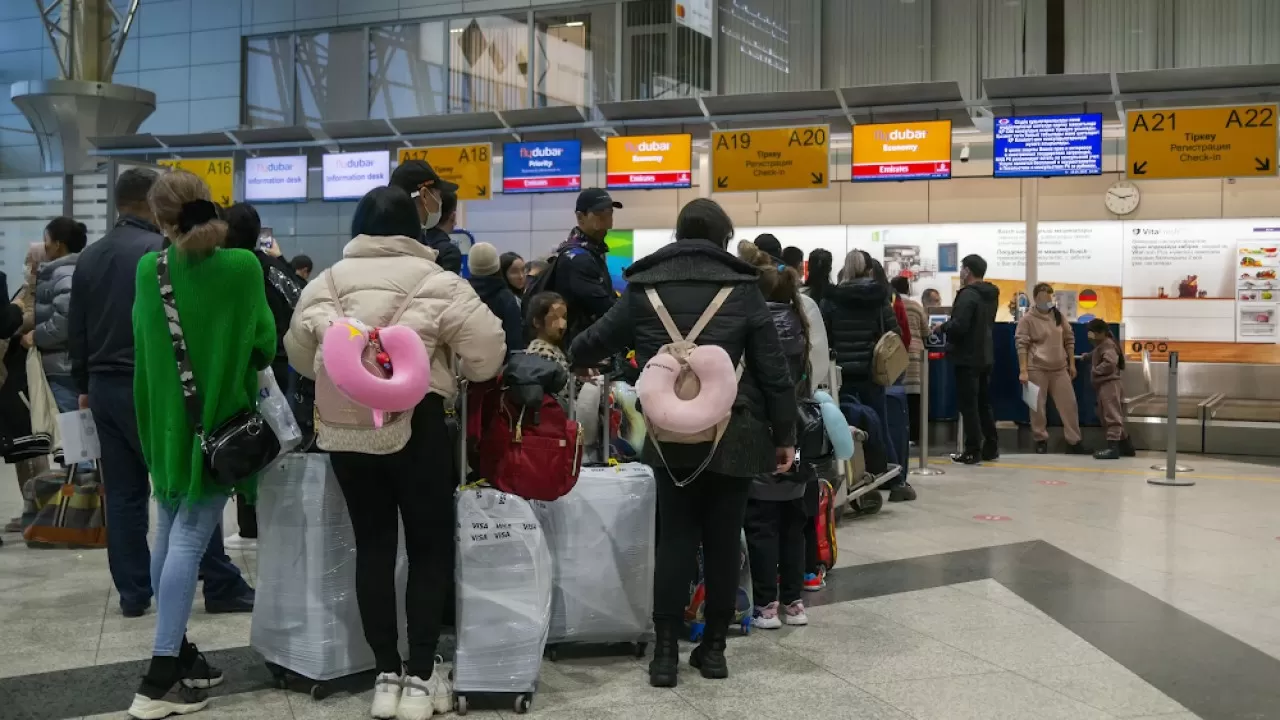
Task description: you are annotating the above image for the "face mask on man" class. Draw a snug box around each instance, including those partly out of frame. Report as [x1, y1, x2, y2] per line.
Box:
[416, 189, 442, 229]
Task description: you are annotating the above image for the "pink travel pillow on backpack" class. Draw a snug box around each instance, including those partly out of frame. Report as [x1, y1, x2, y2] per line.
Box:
[322, 320, 430, 427]
[635, 345, 737, 435]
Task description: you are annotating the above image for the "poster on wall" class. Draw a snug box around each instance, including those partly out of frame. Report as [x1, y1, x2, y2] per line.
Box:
[1121, 220, 1241, 299]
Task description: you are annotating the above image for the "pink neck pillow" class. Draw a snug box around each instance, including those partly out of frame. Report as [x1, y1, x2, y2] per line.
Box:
[635, 345, 737, 435]
[322, 319, 430, 427]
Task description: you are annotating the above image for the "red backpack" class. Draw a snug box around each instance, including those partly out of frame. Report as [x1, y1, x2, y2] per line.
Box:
[814, 478, 838, 572]
[473, 388, 583, 502]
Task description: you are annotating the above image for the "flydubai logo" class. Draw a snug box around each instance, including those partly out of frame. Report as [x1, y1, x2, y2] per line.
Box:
[520, 146, 564, 159]
[873, 128, 928, 142]
[626, 141, 671, 152]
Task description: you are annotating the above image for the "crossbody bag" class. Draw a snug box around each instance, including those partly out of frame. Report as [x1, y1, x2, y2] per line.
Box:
[157, 251, 280, 487]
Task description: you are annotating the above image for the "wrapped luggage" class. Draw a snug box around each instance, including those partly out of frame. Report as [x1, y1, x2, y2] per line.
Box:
[453, 486, 552, 714]
[252, 453, 406, 690]
[537, 461, 656, 654]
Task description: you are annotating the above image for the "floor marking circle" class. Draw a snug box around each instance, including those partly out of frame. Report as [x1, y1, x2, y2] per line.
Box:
[1039, 480, 1068, 486]
[973, 514, 1012, 521]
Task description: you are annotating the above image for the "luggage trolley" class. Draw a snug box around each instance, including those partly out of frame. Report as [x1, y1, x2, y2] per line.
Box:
[822, 358, 900, 517]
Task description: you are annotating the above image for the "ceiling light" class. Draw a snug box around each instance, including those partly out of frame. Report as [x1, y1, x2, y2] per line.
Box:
[564, 21, 584, 27]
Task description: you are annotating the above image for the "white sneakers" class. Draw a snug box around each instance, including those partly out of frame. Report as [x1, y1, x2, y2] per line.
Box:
[223, 533, 257, 550]
[370, 659, 453, 720]
[784, 599, 809, 626]
[752, 601, 783, 630]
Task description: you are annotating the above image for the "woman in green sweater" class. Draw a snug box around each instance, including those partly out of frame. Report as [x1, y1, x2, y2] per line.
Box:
[127, 170, 275, 719]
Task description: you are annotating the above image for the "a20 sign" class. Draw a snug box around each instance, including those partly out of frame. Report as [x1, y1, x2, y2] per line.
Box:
[397, 144, 492, 200]
[158, 158, 234, 206]
[711, 125, 830, 193]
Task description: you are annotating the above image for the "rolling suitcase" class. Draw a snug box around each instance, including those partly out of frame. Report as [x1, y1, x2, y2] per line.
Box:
[684, 530, 753, 641]
[539, 378, 656, 660]
[885, 385, 911, 472]
[252, 453, 408, 699]
[814, 478, 837, 573]
[453, 380, 551, 716]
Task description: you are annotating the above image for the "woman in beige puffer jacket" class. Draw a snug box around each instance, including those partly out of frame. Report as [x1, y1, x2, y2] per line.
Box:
[285, 185, 504, 717]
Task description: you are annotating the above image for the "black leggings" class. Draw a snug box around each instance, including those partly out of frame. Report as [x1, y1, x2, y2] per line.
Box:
[653, 470, 751, 627]
[331, 394, 455, 679]
[745, 498, 806, 606]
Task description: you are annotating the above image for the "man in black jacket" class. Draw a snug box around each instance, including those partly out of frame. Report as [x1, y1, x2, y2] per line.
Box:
[547, 188, 619, 348]
[390, 159, 462, 273]
[939, 254, 1001, 464]
[68, 169, 257, 617]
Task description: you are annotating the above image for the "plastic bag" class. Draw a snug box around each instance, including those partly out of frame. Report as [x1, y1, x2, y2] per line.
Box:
[56, 410, 100, 463]
[259, 370, 301, 454]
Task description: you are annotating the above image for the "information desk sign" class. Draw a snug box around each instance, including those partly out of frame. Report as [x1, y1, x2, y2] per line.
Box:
[993, 114, 1102, 177]
[1126, 105, 1278, 180]
[710, 126, 830, 193]
[502, 140, 582, 194]
[158, 158, 234, 206]
[852, 120, 951, 181]
[606, 134, 692, 189]
[398, 144, 492, 200]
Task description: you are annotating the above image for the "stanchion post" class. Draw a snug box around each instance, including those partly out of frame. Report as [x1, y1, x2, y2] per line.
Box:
[1148, 351, 1194, 486]
[911, 350, 944, 476]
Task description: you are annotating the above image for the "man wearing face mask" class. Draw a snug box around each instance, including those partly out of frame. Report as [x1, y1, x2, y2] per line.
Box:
[544, 188, 620, 348]
[390, 160, 462, 274]
[935, 254, 1000, 465]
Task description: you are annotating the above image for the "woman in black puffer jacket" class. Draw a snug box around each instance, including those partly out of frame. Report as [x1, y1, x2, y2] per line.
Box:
[821, 249, 902, 481]
[570, 198, 797, 689]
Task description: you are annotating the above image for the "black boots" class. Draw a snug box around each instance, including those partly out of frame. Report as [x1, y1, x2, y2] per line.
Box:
[1094, 441, 1121, 460]
[888, 483, 918, 502]
[648, 621, 681, 688]
[1119, 436, 1136, 457]
[1036, 440, 1048, 454]
[950, 451, 981, 465]
[1066, 442, 1089, 455]
[981, 442, 1000, 462]
[688, 623, 729, 680]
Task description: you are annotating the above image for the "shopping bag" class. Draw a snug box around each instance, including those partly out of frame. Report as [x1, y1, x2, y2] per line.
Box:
[25, 347, 61, 451]
[259, 370, 302, 455]
[23, 465, 107, 548]
[56, 410, 100, 463]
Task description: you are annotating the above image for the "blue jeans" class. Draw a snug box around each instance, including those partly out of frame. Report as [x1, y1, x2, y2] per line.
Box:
[152, 495, 227, 655]
[48, 374, 80, 413]
[844, 380, 903, 488]
[88, 373, 251, 614]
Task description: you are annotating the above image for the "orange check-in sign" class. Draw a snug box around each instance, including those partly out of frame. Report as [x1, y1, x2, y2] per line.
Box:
[852, 120, 952, 181]
[606, 134, 693, 189]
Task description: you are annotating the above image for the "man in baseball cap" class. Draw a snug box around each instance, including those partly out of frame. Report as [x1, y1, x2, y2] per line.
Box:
[390, 159, 463, 273]
[522, 188, 623, 348]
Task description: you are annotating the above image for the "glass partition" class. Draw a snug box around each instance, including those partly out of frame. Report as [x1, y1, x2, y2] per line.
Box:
[370, 23, 448, 119]
[448, 14, 531, 113]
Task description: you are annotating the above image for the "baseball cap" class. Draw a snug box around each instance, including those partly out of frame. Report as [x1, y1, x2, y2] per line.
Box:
[390, 159, 459, 196]
[575, 188, 623, 214]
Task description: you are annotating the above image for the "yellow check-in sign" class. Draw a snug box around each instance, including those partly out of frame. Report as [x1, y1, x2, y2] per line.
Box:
[711, 126, 830, 193]
[158, 158, 234, 206]
[1126, 105, 1278, 180]
[398, 144, 492, 200]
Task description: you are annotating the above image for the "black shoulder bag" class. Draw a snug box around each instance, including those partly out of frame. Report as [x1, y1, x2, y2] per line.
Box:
[157, 251, 280, 487]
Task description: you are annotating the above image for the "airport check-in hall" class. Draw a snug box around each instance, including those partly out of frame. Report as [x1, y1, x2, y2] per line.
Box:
[2, 1, 1280, 719]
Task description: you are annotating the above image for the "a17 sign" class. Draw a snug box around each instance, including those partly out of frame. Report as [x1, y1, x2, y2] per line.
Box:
[397, 144, 492, 201]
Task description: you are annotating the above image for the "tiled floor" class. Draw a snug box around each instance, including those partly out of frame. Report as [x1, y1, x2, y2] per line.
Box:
[4, 451, 1280, 719]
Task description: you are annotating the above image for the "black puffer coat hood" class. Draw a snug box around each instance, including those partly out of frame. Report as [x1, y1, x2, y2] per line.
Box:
[821, 278, 901, 384]
[572, 238, 798, 479]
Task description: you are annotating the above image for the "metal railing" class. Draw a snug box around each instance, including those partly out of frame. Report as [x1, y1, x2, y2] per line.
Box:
[1147, 351, 1194, 486]
[910, 350, 944, 477]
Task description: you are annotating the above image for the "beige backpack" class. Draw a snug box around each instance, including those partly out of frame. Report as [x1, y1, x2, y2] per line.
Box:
[872, 301, 910, 386]
[314, 268, 434, 455]
[642, 285, 743, 485]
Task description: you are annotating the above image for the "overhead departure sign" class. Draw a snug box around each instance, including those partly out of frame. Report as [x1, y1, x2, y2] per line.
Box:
[502, 140, 582, 194]
[852, 120, 951, 181]
[158, 157, 234, 206]
[398, 144, 491, 200]
[606, 134, 692, 189]
[711, 126, 829, 193]
[1126, 105, 1278, 180]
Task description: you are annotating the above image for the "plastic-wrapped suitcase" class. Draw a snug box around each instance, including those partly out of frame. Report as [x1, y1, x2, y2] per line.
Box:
[251, 453, 407, 699]
[453, 380, 552, 716]
[537, 379, 656, 660]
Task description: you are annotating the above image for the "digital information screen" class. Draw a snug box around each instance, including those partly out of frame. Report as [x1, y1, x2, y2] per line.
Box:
[993, 114, 1103, 178]
[322, 150, 390, 201]
[245, 156, 308, 203]
[605, 134, 692, 189]
[502, 140, 583, 193]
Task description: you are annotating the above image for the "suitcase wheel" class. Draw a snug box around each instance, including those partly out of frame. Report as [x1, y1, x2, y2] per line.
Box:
[514, 693, 533, 714]
[265, 662, 288, 690]
[739, 618, 752, 635]
[853, 490, 883, 516]
[455, 694, 468, 716]
[689, 622, 705, 642]
[309, 683, 330, 701]
[634, 642, 647, 659]
[547, 645, 560, 662]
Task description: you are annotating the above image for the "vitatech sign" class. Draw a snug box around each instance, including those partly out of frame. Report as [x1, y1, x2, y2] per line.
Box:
[852, 120, 953, 181]
[606, 134, 692, 189]
[502, 140, 582, 193]
[321, 150, 390, 200]
[245, 155, 308, 202]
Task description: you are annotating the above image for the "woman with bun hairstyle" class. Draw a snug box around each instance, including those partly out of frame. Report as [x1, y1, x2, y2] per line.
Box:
[570, 198, 797, 688]
[127, 170, 277, 718]
[29, 216, 86, 412]
[287, 185, 505, 720]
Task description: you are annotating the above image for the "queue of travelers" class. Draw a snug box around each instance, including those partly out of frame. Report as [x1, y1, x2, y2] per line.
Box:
[0, 156, 1134, 718]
